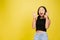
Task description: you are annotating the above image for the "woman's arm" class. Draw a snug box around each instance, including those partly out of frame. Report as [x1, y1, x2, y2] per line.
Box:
[45, 16, 51, 29]
[32, 13, 37, 29]
[32, 18, 36, 29]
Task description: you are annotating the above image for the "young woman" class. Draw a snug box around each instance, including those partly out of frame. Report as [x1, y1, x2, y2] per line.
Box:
[32, 6, 51, 40]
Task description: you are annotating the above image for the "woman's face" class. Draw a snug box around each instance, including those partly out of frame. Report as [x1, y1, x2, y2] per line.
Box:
[39, 7, 45, 17]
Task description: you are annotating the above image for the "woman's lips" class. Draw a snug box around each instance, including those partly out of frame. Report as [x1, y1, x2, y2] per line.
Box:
[40, 13, 43, 15]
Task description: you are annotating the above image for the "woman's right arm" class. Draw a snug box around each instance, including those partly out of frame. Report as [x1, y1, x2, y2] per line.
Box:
[32, 13, 37, 29]
[32, 18, 36, 29]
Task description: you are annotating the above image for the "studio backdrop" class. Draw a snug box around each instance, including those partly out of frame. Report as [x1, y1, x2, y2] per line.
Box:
[0, 0, 60, 40]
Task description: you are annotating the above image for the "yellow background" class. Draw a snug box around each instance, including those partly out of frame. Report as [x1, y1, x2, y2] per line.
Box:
[0, 0, 60, 40]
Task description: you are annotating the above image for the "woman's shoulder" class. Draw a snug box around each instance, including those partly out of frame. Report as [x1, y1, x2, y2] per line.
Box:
[36, 16, 40, 20]
[36, 15, 39, 18]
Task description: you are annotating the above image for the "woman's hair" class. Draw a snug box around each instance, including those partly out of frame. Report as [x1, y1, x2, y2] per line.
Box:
[37, 6, 47, 15]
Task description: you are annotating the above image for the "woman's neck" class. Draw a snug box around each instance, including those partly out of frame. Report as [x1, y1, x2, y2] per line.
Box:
[40, 16, 44, 19]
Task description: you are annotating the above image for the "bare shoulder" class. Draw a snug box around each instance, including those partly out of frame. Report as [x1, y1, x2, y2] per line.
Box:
[48, 16, 51, 22]
[36, 16, 38, 20]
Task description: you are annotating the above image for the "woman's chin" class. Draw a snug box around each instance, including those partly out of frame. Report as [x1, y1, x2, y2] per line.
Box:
[40, 15, 44, 17]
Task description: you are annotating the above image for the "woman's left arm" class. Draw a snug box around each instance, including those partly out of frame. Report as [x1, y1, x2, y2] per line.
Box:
[45, 16, 51, 29]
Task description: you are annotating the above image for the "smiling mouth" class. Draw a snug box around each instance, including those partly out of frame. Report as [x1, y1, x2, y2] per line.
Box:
[40, 13, 43, 15]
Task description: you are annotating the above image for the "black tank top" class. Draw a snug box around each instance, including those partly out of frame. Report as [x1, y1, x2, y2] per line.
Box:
[36, 16, 46, 31]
